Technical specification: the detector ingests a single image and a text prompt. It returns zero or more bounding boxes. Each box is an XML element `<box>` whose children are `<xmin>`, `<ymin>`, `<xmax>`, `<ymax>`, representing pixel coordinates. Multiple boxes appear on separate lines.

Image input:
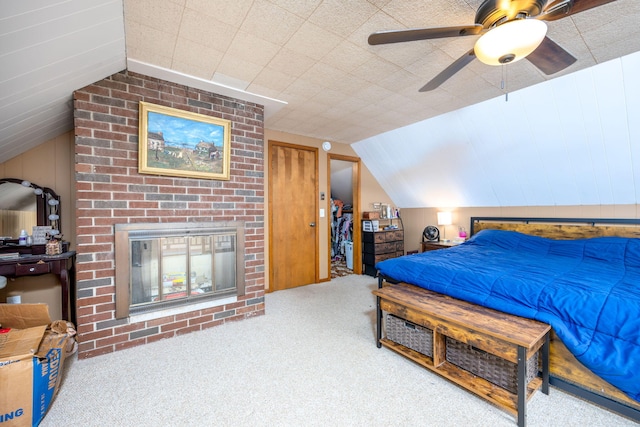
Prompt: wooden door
<box><xmin>268</xmin><ymin>141</ymin><xmax>318</xmax><ymax>291</ymax></box>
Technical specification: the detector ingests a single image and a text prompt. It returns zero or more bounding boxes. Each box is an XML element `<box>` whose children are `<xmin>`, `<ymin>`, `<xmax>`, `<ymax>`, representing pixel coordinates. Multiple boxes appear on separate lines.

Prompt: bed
<box><xmin>376</xmin><ymin>217</ymin><xmax>640</xmax><ymax>421</ymax></box>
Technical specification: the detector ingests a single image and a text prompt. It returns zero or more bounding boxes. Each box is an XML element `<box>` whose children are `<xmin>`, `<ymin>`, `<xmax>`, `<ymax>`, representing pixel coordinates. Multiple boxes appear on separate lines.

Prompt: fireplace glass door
<box><xmin>130</xmin><ymin>233</ymin><xmax>236</xmax><ymax>307</ymax></box>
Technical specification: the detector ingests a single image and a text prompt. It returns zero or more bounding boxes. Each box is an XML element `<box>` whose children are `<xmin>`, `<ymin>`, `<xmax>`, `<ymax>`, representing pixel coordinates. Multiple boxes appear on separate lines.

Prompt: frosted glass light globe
<box><xmin>475</xmin><ymin>19</ymin><xmax>547</xmax><ymax>66</ymax></box>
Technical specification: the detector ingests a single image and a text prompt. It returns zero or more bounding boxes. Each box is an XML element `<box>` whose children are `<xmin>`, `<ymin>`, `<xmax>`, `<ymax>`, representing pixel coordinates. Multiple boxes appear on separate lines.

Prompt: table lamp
<box><xmin>437</xmin><ymin>211</ymin><xmax>452</xmax><ymax>242</ymax></box>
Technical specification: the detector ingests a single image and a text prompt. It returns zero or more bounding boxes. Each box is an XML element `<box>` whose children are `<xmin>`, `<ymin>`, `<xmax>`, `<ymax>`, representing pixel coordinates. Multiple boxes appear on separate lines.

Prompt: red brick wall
<box><xmin>73</xmin><ymin>70</ymin><xmax>265</xmax><ymax>359</ymax></box>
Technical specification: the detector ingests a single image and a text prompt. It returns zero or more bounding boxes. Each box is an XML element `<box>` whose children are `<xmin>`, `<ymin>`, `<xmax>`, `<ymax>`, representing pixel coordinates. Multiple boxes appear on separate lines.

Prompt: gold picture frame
<box><xmin>138</xmin><ymin>102</ymin><xmax>231</xmax><ymax>180</ymax></box>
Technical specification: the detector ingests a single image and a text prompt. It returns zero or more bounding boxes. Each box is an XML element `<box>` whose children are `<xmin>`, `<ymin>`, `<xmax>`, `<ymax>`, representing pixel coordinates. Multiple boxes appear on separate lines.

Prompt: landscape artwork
<box><xmin>138</xmin><ymin>102</ymin><xmax>231</xmax><ymax>180</ymax></box>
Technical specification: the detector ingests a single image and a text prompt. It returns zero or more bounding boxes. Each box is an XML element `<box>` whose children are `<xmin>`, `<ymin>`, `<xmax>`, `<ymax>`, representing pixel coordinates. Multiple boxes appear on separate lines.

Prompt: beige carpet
<box><xmin>42</xmin><ymin>275</ymin><xmax>637</xmax><ymax>427</ymax></box>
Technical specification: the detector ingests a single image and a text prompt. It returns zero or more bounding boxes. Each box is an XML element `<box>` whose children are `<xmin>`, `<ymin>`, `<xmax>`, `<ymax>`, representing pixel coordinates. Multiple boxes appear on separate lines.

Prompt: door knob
<box><xmin>310</xmin><ymin>222</ymin><xmax>316</xmax><ymax>227</ymax></box>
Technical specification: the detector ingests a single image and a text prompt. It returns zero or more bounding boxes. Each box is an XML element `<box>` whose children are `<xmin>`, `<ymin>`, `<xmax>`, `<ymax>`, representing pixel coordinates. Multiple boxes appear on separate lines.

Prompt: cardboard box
<box><xmin>0</xmin><ymin>304</ymin><xmax>76</xmax><ymax>427</ymax></box>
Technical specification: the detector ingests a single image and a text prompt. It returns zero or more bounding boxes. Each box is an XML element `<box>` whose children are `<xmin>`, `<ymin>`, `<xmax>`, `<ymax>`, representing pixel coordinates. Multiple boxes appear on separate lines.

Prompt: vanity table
<box><xmin>1</xmin><ymin>177</ymin><xmax>75</xmax><ymax>323</ymax></box>
<box><xmin>0</xmin><ymin>248</ymin><xmax>76</xmax><ymax>324</ymax></box>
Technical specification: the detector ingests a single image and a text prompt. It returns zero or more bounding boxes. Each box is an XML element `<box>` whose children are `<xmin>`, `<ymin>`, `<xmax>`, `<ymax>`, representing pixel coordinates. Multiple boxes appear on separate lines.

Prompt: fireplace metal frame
<box><xmin>114</xmin><ymin>221</ymin><xmax>245</xmax><ymax>319</ymax></box>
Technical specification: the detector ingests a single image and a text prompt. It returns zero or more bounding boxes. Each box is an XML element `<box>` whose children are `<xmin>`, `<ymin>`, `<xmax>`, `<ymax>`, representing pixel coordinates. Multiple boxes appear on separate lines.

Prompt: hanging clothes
<box><xmin>333</xmin><ymin>214</ymin><xmax>352</xmax><ymax>259</ymax></box>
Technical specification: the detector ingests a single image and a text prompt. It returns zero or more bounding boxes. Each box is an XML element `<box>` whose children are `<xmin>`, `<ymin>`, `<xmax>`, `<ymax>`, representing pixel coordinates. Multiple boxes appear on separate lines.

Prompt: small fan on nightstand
<box><xmin>422</xmin><ymin>226</ymin><xmax>440</xmax><ymax>242</ymax></box>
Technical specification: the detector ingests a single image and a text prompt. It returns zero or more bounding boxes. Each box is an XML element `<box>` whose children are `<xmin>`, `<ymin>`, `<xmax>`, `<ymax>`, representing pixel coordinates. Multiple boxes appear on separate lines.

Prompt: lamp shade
<box><xmin>474</xmin><ymin>19</ymin><xmax>547</xmax><ymax>66</ymax></box>
<box><xmin>437</xmin><ymin>211</ymin><xmax>452</xmax><ymax>226</ymax></box>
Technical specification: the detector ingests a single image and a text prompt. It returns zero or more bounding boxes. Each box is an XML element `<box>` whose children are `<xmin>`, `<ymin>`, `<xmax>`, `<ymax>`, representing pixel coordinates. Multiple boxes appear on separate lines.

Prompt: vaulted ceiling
<box><xmin>2</xmin><ymin>0</ymin><xmax>639</xmax><ymax>172</ymax></box>
<box><xmin>353</xmin><ymin>51</ymin><xmax>640</xmax><ymax>208</ymax></box>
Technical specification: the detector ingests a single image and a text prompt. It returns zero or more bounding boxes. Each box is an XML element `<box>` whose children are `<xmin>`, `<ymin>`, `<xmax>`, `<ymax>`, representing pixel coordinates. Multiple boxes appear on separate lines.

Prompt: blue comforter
<box><xmin>376</xmin><ymin>229</ymin><xmax>640</xmax><ymax>401</ymax></box>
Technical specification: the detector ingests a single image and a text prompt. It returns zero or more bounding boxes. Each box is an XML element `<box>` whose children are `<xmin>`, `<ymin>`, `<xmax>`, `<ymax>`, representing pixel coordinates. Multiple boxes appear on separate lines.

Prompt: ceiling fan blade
<box><xmin>569</xmin><ymin>0</ymin><xmax>617</xmax><ymax>15</ymax></box>
<box><xmin>526</xmin><ymin>37</ymin><xmax>577</xmax><ymax>74</ymax></box>
<box><xmin>419</xmin><ymin>49</ymin><xmax>476</xmax><ymax>92</ymax></box>
<box><xmin>541</xmin><ymin>0</ymin><xmax>617</xmax><ymax>21</ymax></box>
<box><xmin>368</xmin><ymin>24</ymin><xmax>483</xmax><ymax>45</ymax></box>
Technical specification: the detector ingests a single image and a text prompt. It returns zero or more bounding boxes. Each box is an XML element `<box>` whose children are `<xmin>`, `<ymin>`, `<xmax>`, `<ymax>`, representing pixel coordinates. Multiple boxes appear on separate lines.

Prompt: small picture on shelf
<box><xmin>32</xmin><ymin>226</ymin><xmax>52</xmax><ymax>245</ymax></box>
<box><xmin>379</xmin><ymin>204</ymin><xmax>390</xmax><ymax>219</ymax></box>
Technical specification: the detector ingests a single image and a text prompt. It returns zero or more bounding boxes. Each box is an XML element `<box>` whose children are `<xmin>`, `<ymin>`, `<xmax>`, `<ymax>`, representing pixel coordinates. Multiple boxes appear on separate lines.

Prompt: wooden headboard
<box><xmin>470</xmin><ymin>217</ymin><xmax>640</xmax><ymax>240</ymax></box>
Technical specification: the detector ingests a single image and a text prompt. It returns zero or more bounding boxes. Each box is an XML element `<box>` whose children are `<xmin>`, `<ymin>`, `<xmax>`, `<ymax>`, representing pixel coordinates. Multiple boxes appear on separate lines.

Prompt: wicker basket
<box><xmin>446</xmin><ymin>337</ymin><xmax>538</xmax><ymax>394</ymax></box>
<box><xmin>385</xmin><ymin>314</ymin><xmax>433</xmax><ymax>357</ymax></box>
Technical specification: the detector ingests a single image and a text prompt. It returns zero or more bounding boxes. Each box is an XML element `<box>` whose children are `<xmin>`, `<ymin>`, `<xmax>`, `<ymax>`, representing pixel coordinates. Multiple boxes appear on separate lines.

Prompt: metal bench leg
<box><xmin>517</xmin><ymin>345</ymin><xmax>526</xmax><ymax>427</ymax></box>
<box><xmin>542</xmin><ymin>332</ymin><xmax>550</xmax><ymax>394</ymax></box>
<box><xmin>376</xmin><ymin>295</ymin><xmax>382</xmax><ymax>348</ymax></box>
<box><xmin>376</xmin><ymin>276</ymin><xmax>383</xmax><ymax>348</ymax></box>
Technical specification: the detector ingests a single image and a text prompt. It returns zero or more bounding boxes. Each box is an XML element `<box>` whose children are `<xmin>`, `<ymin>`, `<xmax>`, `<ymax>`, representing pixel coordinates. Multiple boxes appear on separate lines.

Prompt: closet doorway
<box><xmin>328</xmin><ymin>154</ymin><xmax>361</xmax><ymax>278</ymax></box>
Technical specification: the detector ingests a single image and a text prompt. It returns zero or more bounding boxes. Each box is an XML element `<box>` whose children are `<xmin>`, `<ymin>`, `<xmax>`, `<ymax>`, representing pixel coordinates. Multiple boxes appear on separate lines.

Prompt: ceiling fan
<box><xmin>368</xmin><ymin>0</ymin><xmax>617</xmax><ymax>92</ymax></box>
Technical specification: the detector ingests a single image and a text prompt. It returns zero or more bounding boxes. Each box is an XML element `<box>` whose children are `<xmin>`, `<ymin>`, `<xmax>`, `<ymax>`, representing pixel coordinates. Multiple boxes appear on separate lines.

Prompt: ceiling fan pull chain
<box><xmin>501</xmin><ymin>64</ymin><xmax>509</xmax><ymax>102</ymax></box>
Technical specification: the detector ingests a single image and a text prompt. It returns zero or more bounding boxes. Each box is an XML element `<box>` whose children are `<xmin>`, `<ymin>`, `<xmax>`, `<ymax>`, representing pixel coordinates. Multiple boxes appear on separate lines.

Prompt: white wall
<box><xmin>353</xmin><ymin>50</ymin><xmax>640</xmax><ymax>209</ymax></box>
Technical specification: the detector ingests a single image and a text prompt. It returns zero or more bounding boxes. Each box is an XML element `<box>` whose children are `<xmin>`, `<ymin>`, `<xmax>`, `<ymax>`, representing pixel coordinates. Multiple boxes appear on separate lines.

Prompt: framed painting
<box><xmin>138</xmin><ymin>102</ymin><xmax>231</xmax><ymax>180</ymax></box>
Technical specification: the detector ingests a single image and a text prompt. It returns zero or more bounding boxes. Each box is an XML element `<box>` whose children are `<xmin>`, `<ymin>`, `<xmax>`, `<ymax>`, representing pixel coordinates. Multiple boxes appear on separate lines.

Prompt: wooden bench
<box><xmin>373</xmin><ymin>281</ymin><xmax>551</xmax><ymax>427</ymax></box>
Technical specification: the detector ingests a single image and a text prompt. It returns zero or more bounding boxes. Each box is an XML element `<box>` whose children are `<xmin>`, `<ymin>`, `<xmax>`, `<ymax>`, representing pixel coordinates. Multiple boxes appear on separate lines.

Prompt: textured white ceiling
<box><xmin>352</xmin><ymin>51</ymin><xmax>640</xmax><ymax>208</ymax></box>
<box><xmin>121</xmin><ymin>0</ymin><xmax>640</xmax><ymax>145</ymax></box>
<box><xmin>2</xmin><ymin>0</ymin><xmax>640</xmax><ymax>166</ymax></box>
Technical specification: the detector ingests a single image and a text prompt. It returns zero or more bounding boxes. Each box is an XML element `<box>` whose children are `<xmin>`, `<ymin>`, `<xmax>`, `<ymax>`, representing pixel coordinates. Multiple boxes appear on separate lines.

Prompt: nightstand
<box><xmin>421</xmin><ymin>240</ymin><xmax>460</xmax><ymax>252</ymax></box>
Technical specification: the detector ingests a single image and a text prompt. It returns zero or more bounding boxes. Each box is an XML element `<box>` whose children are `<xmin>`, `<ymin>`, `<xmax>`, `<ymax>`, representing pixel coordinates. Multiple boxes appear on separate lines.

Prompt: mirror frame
<box><xmin>0</xmin><ymin>177</ymin><xmax>62</xmax><ymax>241</ymax></box>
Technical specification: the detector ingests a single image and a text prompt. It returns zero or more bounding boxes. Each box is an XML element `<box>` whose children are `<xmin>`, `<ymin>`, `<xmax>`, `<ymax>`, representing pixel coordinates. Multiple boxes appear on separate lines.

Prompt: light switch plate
<box><xmin>7</xmin><ymin>295</ymin><xmax>21</xmax><ymax>304</ymax></box>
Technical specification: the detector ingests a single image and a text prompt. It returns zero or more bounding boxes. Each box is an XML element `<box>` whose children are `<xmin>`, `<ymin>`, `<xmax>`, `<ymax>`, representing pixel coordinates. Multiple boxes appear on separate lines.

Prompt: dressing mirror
<box><xmin>0</xmin><ymin>178</ymin><xmax>61</xmax><ymax>243</ymax></box>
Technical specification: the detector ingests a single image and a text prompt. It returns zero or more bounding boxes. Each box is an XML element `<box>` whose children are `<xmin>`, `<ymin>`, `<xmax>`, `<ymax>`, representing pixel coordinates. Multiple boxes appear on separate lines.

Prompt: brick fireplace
<box><xmin>73</xmin><ymin>70</ymin><xmax>265</xmax><ymax>359</ymax></box>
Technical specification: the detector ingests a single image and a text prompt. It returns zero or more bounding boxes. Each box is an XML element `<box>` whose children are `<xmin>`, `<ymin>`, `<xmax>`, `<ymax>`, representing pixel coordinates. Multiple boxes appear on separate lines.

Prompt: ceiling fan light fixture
<box><xmin>474</xmin><ymin>19</ymin><xmax>547</xmax><ymax>66</ymax></box>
